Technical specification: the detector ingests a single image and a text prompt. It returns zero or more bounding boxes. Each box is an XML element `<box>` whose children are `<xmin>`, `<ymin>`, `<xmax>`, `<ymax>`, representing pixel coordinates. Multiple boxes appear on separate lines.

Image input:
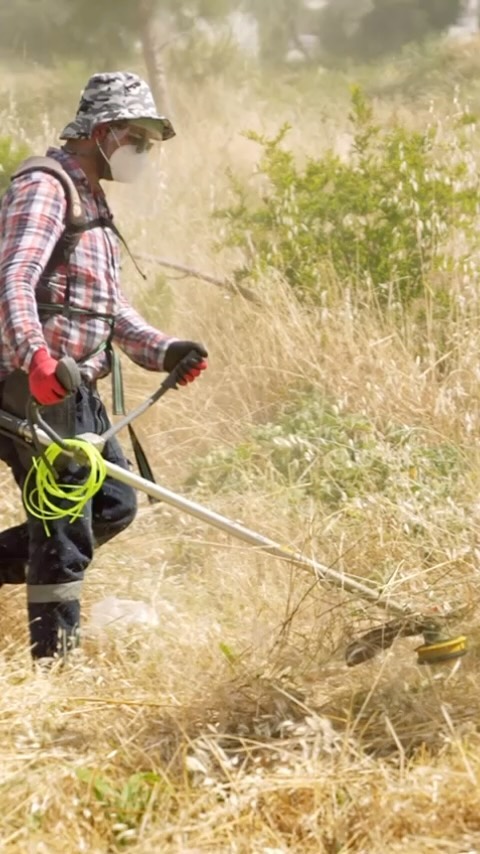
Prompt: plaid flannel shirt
<box><xmin>0</xmin><ymin>146</ymin><xmax>173</xmax><ymax>382</ymax></box>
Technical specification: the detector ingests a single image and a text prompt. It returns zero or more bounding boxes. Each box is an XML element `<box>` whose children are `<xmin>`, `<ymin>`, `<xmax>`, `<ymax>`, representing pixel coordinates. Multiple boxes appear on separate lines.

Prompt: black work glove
<box><xmin>164</xmin><ymin>340</ymin><xmax>208</xmax><ymax>386</ymax></box>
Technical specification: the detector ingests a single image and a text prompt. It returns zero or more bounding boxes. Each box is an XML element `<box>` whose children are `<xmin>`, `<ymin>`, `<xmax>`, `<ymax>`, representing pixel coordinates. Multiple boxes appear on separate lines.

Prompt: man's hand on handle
<box><xmin>28</xmin><ymin>340</ymin><xmax>208</xmax><ymax>406</ymax></box>
<box><xmin>28</xmin><ymin>348</ymin><xmax>69</xmax><ymax>405</ymax></box>
<box><xmin>164</xmin><ymin>340</ymin><xmax>208</xmax><ymax>386</ymax></box>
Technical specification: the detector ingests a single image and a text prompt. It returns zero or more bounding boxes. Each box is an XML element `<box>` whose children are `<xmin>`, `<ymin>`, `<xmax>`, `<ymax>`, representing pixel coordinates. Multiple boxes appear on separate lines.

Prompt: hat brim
<box><xmin>128</xmin><ymin>116</ymin><xmax>176</xmax><ymax>141</ymax></box>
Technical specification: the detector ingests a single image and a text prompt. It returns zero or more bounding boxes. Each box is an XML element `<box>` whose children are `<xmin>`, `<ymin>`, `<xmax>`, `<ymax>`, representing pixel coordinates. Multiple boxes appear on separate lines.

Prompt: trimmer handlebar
<box><xmin>101</xmin><ymin>349</ymin><xmax>200</xmax><ymax>443</ymax></box>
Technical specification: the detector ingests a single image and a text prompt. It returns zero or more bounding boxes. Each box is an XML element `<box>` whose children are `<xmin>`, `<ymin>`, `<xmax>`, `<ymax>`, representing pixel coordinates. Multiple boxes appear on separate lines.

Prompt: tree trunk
<box><xmin>138</xmin><ymin>0</ymin><xmax>173</xmax><ymax>117</ymax></box>
<box><xmin>454</xmin><ymin>0</ymin><xmax>479</xmax><ymax>33</ymax></box>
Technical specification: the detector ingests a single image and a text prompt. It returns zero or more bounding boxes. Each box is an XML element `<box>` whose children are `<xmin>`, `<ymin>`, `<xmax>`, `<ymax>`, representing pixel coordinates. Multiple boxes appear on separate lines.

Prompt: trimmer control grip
<box><xmin>55</xmin><ymin>357</ymin><xmax>82</xmax><ymax>393</ymax></box>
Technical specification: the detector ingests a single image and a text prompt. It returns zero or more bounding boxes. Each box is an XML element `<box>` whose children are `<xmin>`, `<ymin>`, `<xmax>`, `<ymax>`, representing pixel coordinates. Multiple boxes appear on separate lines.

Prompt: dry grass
<box><xmin>2</xmin><ymin>55</ymin><xmax>480</xmax><ymax>853</ymax></box>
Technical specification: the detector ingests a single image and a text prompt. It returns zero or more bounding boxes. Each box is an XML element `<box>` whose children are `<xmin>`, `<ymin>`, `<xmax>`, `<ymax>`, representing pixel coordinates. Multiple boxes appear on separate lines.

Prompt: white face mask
<box><xmin>98</xmin><ymin>128</ymin><xmax>150</xmax><ymax>183</ymax></box>
<box><xmin>108</xmin><ymin>144</ymin><xmax>150</xmax><ymax>183</ymax></box>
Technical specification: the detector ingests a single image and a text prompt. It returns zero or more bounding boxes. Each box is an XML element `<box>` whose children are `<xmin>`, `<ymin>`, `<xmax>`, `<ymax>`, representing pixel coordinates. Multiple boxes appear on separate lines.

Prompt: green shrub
<box><xmin>0</xmin><ymin>135</ymin><xmax>30</xmax><ymax>194</ymax></box>
<box><xmin>186</xmin><ymin>390</ymin><xmax>464</xmax><ymax>513</ymax></box>
<box><xmin>216</xmin><ymin>87</ymin><xmax>479</xmax><ymax>310</ymax></box>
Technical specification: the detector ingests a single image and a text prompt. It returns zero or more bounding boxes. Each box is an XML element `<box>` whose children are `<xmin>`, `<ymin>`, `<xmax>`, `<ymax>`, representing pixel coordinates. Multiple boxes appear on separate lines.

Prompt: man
<box><xmin>0</xmin><ymin>71</ymin><xmax>208</xmax><ymax>661</ymax></box>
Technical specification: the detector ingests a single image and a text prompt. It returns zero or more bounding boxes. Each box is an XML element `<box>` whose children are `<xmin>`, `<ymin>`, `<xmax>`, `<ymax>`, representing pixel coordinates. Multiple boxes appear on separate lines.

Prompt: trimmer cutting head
<box><xmin>345</xmin><ymin>616</ymin><xmax>467</xmax><ymax>667</ymax></box>
<box><xmin>415</xmin><ymin>633</ymin><xmax>467</xmax><ymax>665</ymax></box>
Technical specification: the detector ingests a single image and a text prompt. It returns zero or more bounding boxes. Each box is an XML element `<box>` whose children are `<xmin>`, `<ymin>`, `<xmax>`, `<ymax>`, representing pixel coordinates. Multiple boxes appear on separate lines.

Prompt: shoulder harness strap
<box><xmin>12</xmin><ymin>156</ymin><xmax>86</xmax><ymax>229</ymax></box>
<box><xmin>12</xmin><ymin>156</ymin><xmax>88</xmax><ymax>277</ymax></box>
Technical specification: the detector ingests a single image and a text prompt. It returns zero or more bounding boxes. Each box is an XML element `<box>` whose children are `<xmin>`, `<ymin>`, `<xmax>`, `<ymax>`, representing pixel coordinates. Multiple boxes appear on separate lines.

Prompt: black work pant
<box><xmin>0</xmin><ymin>383</ymin><xmax>137</xmax><ymax>659</ymax></box>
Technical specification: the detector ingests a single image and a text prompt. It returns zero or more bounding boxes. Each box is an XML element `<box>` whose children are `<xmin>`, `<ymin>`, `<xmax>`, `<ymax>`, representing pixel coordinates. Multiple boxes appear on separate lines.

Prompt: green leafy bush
<box><xmin>0</xmin><ymin>135</ymin><xmax>30</xmax><ymax>194</ymax></box>
<box><xmin>186</xmin><ymin>390</ymin><xmax>464</xmax><ymax>512</ymax></box>
<box><xmin>216</xmin><ymin>88</ymin><xmax>479</xmax><ymax>309</ymax></box>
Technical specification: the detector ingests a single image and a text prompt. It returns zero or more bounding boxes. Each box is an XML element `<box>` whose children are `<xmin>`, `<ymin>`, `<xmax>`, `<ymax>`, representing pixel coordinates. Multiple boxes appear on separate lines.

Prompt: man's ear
<box><xmin>92</xmin><ymin>124</ymin><xmax>109</xmax><ymax>143</ymax></box>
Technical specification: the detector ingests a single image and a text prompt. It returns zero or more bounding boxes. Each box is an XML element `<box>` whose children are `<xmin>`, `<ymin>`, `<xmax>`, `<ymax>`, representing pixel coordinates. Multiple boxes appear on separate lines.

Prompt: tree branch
<box><xmin>134</xmin><ymin>253</ymin><xmax>262</xmax><ymax>305</ymax></box>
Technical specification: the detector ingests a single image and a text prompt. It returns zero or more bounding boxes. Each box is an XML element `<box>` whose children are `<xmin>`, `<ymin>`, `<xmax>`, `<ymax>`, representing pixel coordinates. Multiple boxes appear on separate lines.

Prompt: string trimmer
<box><xmin>0</xmin><ymin>356</ymin><xmax>468</xmax><ymax>668</ymax></box>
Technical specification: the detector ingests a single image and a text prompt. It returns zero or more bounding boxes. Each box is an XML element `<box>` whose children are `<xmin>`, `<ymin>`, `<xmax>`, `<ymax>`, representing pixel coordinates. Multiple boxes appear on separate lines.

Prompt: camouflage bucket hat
<box><xmin>59</xmin><ymin>71</ymin><xmax>175</xmax><ymax>142</ymax></box>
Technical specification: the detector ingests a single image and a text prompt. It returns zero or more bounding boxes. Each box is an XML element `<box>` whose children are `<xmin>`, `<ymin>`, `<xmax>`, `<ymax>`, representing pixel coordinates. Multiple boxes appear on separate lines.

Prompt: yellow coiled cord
<box><xmin>23</xmin><ymin>439</ymin><xmax>107</xmax><ymax>534</ymax></box>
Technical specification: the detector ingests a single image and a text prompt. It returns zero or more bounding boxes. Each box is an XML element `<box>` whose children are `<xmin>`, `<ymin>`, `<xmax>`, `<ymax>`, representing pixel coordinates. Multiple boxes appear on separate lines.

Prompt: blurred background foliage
<box><xmin>0</xmin><ymin>1</ymin><xmax>474</xmax><ymax>137</ymax></box>
<box><xmin>0</xmin><ymin>0</ymin><xmax>470</xmax><ymax>72</ymax></box>
<box><xmin>0</xmin><ymin>0</ymin><xmax>232</xmax><ymax>65</ymax></box>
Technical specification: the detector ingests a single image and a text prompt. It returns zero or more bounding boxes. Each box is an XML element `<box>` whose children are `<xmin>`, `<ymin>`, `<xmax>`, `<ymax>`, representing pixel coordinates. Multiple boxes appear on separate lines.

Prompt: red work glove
<box><xmin>28</xmin><ymin>348</ymin><xmax>69</xmax><ymax>405</ymax></box>
<box><xmin>164</xmin><ymin>340</ymin><xmax>208</xmax><ymax>386</ymax></box>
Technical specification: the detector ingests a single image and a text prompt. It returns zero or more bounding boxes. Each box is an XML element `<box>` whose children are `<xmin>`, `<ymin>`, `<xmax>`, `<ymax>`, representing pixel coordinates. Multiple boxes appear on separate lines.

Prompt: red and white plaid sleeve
<box><xmin>113</xmin><ymin>292</ymin><xmax>175</xmax><ymax>371</ymax></box>
<box><xmin>0</xmin><ymin>172</ymin><xmax>66</xmax><ymax>370</ymax></box>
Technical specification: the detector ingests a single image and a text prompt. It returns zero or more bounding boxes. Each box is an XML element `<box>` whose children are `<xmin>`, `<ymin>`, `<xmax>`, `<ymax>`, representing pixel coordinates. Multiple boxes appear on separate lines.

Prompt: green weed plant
<box><xmin>76</xmin><ymin>768</ymin><xmax>164</xmax><ymax>846</ymax></box>
<box><xmin>186</xmin><ymin>389</ymin><xmax>464</xmax><ymax>516</ymax></box>
<box><xmin>0</xmin><ymin>135</ymin><xmax>30</xmax><ymax>194</ymax></box>
<box><xmin>217</xmin><ymin>87</ymin><xmax>479</xmax><ymax>311</ymax></box>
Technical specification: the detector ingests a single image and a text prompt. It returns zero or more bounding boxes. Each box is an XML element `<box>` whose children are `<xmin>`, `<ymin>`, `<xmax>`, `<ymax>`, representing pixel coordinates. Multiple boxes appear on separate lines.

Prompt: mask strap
<box><xmin>96</xmin><ymin>136</ymin><xmax>110</xmax><ymax>169</ymax></box>
<box><xmin>109</xmin><ymin>127</ymin><xmax>122</xmax><ymax>147</ymax></box>
<box><xmin>95</xmin><ymin>126</ymin><xmax>122</xmax><ymax>168</ymax></box>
